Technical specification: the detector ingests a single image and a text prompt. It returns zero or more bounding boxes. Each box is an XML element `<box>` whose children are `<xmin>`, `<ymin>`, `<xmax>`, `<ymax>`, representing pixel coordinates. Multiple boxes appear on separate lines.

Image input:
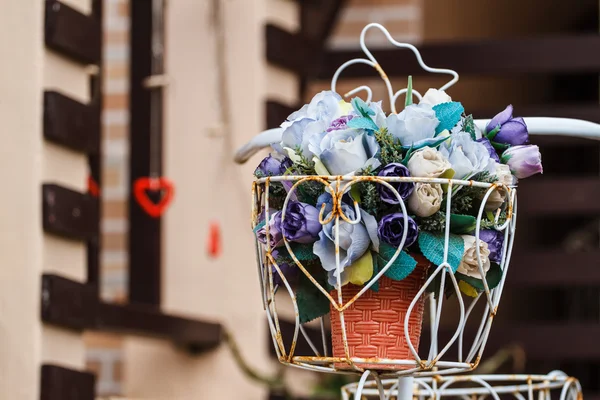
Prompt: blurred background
<box><xmin>0</xmin><ymin>0</ymin><xmax>598</xmax><ymax>399</ymax></box>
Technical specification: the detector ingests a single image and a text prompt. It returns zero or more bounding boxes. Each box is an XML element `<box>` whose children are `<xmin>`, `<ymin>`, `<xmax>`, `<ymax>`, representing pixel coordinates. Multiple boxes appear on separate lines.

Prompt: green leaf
<box><xmin>377</xmin><ymin>243</ymin><xmax>418</xmax><ymax>281</ymax></box>
<box><xmin>347</xmin><ymin>117</ymin><xmax>379</xmax><ymax>131</ymax></box>
<box><xmin>462</xmin><ymin>114</ymin><xmax>477</xmax><ymax>140</ymax></box>
<box><xmin>351</xmin><ymin>97</ymin><xmax>375</xmax><ymax>118</ymax></box>
<box><xmin>289</xmin><ymin>242</ymin><xmax>319</xmax><ymax>262</ymax></box>
<box><xmin>346</xmin><ymin>251</ymin><xmax>374</xmax><ymax>285</ymax></box>
<box><xmin>456</xmin><ymin>262</ymin><xmax>502</xmax><ymax>292</ymax></box>
<box><xmin>486</xmin><ymin>125</ymin><xmax>501</xmax><ymax>140</ymax></box>
<box><xmin>418</xmin><ymin>231</ymin><xmax>464</xmax><ymax>273</ymax></box>
<box><xmin>297</xmin><ymin>268</ymin><xmax>331</xmax><ymax>324</ymax></box>
<box><xmin>459</xmin><ymin>281</ymin><xmax>479</xmax><ymax>297</ymax></box>
<box><xmin>405</xmin><ymin>76</ymin><xmax>413</xmax><ymax>107</ymax></box>
<box><xmin>369</xmin><ymin>252</ymin><xmax>379</xmax><ymax>292</ymax></box>
<box><xmin>450</xmin><ymin>214</ymin><xmax>477</xmax><ymax>234</ymax></box>
<box><xmin>492</xmin><ymin>141</ymin><xmax>510</xmax><ymax>152</ymax></box>
<box><xmin>433</xmin><ymin>102</ymin><xmax>464</xmax><ymax>135</ymax></box>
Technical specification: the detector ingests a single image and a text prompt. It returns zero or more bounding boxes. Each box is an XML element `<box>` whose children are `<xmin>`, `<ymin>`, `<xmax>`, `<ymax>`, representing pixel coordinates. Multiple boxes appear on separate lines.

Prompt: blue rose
<box><xmin>311</xmin><ymin>128</ymin><xmax>380</xmax><ymax>176</ymax></box>
<box><xmin>386</xmin><ymin>104</ymin><xmax>440</xmax><ymax>147</ymax></box>
<box><xmin>440</xmin><ymin>132</ymin><xmax>495</xmax><ymax>179</ymax></box>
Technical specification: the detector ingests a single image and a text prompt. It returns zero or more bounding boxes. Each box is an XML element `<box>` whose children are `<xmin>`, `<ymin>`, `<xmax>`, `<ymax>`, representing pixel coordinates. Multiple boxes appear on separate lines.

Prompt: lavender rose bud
<box><xmin>282</xmin><ymin>201</ymin><xmax>322</xmax><ymax>243</ymax></box>
<box><xmin>478</xmin><ymin>230</ymin><xmax>504</xmax><ymax>264</ymax></box>
<box><xmin>327</xmin><ymin>115</ymin><xmax>354</xmax><ymax>132</ymax></box>
<box><xmin>477</xmin><ymin>138</ymin><xmax>500</xmax><ymax>162</ymax></box>
<box><xmin>256</xmin><ymin>211</ymin><xmax>284</xmax><ymax>248</ymax></box>
<box><xmin>501</xmin><ymin>145</ymin><xmax>543</xmax><ymax>179</ymax></box>
<box><xmin>377</xmin><ymin>213</ymin><xmax>418</xmax><ymax>248</ymax></box>
<box><xmin>486</xmin><ymin>105</ymin><xmax>529</xmax><ymax>146</ymax></box>
<box><xmin>256</xmin><ymin>154</ymin><xmax>293</xmax><ymax>176</ymax></box>
<box><xmin>377</xmin><ymin>163</ymin><xmax>415</xmax><ymax>204</ymax></box>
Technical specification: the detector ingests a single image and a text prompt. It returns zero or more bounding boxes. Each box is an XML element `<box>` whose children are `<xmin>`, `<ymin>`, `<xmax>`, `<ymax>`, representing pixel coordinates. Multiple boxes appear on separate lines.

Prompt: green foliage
<box><xmin>462</xmin><ymin>114</ymin><xmax>477</xmax><ymax>140</ymax></box>
<box><xmin>451</xmin><ymin>171</ymin><xmax>498</xmax><ymax>214</ymax></box>
<box><xmin>288</xmin><ymin>146</ymin><xmax>316</xmax><ymax>176</ymax></box>
<box><xmin>356</xmin><ymin>166</ymin><xmax>381</xmax><ymax>216</ymax></box>
<box><xmin>377</xmin><ymin>243</ymin><xmax>418</xmax><ymax>281</ymax></box>
<box><xmin>352</xmin><ymin>97</ymin><xmax>376</xmax><ymax>118</ymax></box>
<box><xmin>297</xmin><ymin>266</ymin><xmax>331</xmax><ymax>324</ymax></box>
<box><xmin>418</xmin><ymin>231</ymin><xmax>464</xmax><ymax>273</ymax></box>
<box><xmin>417</xmin><ymin>211</ymin><xmax>447</xmax><ymax>233</ymax></box>
<box><xmin>288</xmin><ymin>243</ymin><xmax>319</xmax><ymax>262</ymax></box>
<box><xmin>450</xmin><ymin>214</ymin><xmax>477</xmax><ymax>234</ymax></box>
<box><xmin>480</xmin><ymin>211</ymin><xmax>508</xmax><ymax>230</ymax></box>
<box><xmin>295</xmin><ymin>180</ymin><xmax>324</xmax><ymax>206</ymax></box>
<box><xmin>268</xmin><ymin>182</ymin><xmax>287</xmax><ymax>210</ymax></box>
<box><xmin>375</xmin><ymin>128</ymin><xmax>405</xmax><ymax>165</ymax></box>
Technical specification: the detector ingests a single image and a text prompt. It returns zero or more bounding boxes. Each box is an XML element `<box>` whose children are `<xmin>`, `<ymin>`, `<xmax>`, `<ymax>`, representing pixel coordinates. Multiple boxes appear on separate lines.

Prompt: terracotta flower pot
<box><xmin>329</xmin><ymin>256</ymin><xmax>430</xmax><ymax>370</ymax></box>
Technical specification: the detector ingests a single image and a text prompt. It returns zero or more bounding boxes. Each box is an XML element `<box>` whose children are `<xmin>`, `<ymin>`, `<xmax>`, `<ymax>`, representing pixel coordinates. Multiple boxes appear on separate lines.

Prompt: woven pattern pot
<box><xmin>330</xmin><ymin>257</ymin><xmax>430</xmax><ymax>370</ymax></box>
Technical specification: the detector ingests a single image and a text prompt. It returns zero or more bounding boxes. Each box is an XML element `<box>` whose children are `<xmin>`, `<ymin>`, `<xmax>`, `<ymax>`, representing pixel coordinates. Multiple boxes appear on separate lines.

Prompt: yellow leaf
<box><xmin>347</xmin><ymin>251</ymin><xmax>374</xmax><ymax>285</ymax></box>
<box><xmin>313</xmin><ymin>157</ymin><xmax>331</xmax><ymax>176</ymax></box>
<box><xmin>459</xmin><ymin>281</ymin><xmax>479</xmax><ymax>298</ymax></box>
<box><xmin>339</xmin><ymin>100</ymin><xmax>353</xmax><ymax>114</ymax></box>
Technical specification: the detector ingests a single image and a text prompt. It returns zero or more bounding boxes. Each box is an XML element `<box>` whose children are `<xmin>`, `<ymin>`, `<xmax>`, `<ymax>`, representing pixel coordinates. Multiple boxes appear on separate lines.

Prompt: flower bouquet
<box><xmin>252</xmin><ymin>86</ymin><xmax>542</xmax><ymax>372</ymax></box>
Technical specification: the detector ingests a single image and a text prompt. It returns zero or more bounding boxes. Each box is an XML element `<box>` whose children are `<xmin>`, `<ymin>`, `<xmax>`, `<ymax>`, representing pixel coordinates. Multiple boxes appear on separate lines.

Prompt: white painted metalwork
<box><xmin>238</xmin><ymin>22</ymin><xmax>600</xmax><ymax>379</ymax></box>
<box><xmin>252</xmin><ymin>174</ymin><xmax>517</xmax><ymax>375</ymax></box>
<box><xmin>341</xmin><ymin>371</ymin><xmax>582</xmax><ymax>400</ymax></box>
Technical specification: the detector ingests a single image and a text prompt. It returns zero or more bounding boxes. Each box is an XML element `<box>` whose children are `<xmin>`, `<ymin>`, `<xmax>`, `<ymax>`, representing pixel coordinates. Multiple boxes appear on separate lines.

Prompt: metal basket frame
<box><xmin>253</xmin><ymin>175</ymin><xmax>517</xmax><ymax>376</ymax></box>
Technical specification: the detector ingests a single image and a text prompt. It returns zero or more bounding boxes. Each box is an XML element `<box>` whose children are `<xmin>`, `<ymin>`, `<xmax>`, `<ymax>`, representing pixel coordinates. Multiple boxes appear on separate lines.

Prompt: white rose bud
<box><xmin>419</xmin><ymin>88</ymin><xmax>452</xmax><ymax>106</ymax></box>
<box><xmin>407</xmin><ymin>147</ymin><xmax>452</xmax><ymax>178</ymax></box>
<box><xmin>482</xmin><ymin>163</ymin><xmax>514</xmax><ymax>211</ymax></box>
<box><xmin>408</xmin><ymin>183</ymin><xmax>443</xmax><ymax>217</ymax></box>
<box><xmin>458</xmin><ymin>235</ymin><xmax>491</xmax><ymax>279</ymax></box>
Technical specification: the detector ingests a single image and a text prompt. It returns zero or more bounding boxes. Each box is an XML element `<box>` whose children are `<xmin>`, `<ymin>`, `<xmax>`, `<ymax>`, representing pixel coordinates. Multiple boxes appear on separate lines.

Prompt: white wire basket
<box><xmin>340</xmin><ymin>371</ymin><xmax>582</xmax><ymax>400</ymax></box>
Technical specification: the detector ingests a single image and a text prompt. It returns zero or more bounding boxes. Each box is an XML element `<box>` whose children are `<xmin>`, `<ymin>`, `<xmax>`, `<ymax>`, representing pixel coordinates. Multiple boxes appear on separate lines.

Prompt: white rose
<box><xmin>458</xmin><ymin>235</ymin><xmax>491</xmax><ymax>279</ymax></box>
<box><xmin>419</xmin><ymin>88</ymin><xmax>452</xmax><ymax>106</ymax></box>
<box><xmin>482</xmin><ymin>163</ymin><xmax>514</xmax><ymax>211</ymax></box>
<box><xmin>440</xmin><ymin>132</ymin><xmax>495</xmax><ymax>180</ymax></box>
<box><xmin>408</xmin><ymin>183</ymin><xmax>443</xmax><ymax>217</ymax></box>
<box><xmin>407</xmin><ymin>147</ymin><xmax>452</xmax><ymax>178</ymax></box>
<box><xmin>386</xmin><ymin>104</ymin><xmax>440</xmax><ymax>147</ymax></box>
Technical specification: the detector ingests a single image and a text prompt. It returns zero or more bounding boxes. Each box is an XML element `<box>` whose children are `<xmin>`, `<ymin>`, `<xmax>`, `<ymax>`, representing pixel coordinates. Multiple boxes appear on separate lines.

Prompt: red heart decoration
<box><xmin>133</xmin><ymin>177</ymin><xmax>175</xmax><ymax>218</ymax></box>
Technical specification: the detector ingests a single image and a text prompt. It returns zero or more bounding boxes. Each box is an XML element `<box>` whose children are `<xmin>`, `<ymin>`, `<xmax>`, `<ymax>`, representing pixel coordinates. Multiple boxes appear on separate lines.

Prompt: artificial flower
<box><xmin>313</xmin><ymin>203</ymin><xmax>379</xmax><ymax>286</ymax></box>
<box><xmin>281</xmin><ymin>201</ymin><xmax>322</xmax><ymax>243</ymax></box>
<box><xmin>458</xmin><ymin>235</ymin><xmax>491</xmax><ymax>279</ymax></box>
<box><xmin>386</xmin><ymin>104</ymin><xmax>440</xmax><ymax>147</ymax></box>
<box><xmin>271</xmin><ymin>249</ymin><xmax>299</xmax><ymax>287</ymax></box>
<box><xmin>486</xmin><ymin>105</ymin><xmax>529</xmax><ymax>146</ymax></box>
<box><xmin>419</xmin><ymin>88</ymin><xmax>452</xmax><ymax>106</ymax></box>
<box><xmin>377</xmin><ymin>163</ymin><xmax>415</xmax><ymax>204</ymax></box>
<box><xmin>482</xmin><ymin>162</ymin><xmax>514</xmax><ymax>211</ymax></box>
<box><xmin>311</xmin><ymin>128</ymin><xmax>380</xmax><ymax>176</ymax></box>
<box><xmin>327</xmin><ymin>115</ymin><xmax>354</xmax><ymax>132</ymax></box>
<box><xmin>440</xmin><ymin>132</ymin><xmax>495</xmax><ymax>179</ymax></box>
<box><xmin>478</xmin><ymin>230</ymin><xmax>504</xmax><ymax>264</ymax></box>
<box><xmin>256</xmin><ymin>211</ymin><xmax>283</xmax><ymax>249</ymax></box>
<box><xmin>408</xmin><ymin>183</ymin><xmax>443</xmax><ymax>217</ymax></box>
<box><xmin>279</xmin><ymin>91</ymin><xmax>348</xmax><ymax>158</ymax></box>
<box><xmin>377</xmin><ymin>213</ymin><xmax>418</xmax><ymax>248</ymax></box>
<box><xmin>256</xmin><ymin>153</ymin><xmax>293</xmax><ymax>176</ymax></box>
<box><xmin>476</xmin><ymin>138</ymin><xmax>500</xmax><ymax>163</ymax></box>
<box><xmin>407</xmin><ymin>147</ymin><xmax>452</xmax><ymax>178</ymax></box>
<box><xmin>501</xmin><ymin>145</ymin><xmax>543</xmax><ymax>179</ymax></box>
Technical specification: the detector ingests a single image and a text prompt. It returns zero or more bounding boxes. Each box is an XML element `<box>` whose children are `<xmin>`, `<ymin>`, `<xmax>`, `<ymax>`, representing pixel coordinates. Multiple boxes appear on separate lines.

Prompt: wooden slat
<box><xmin>41</xmin><ymin>274</ymin><xmax>96</xmax><ymax>331</ymax></box>
<box><xmin>44</xmin><ymin>0</ymin><xmax>101</xmax><ymax>65</ymax></box>
<box><xmin>517</xmin><ymin>178</ymin><xmax>600</xmax><ymax>215</ymax></box>
<box><xmin>42</xmin><ymin>184</ymin><xmax>99</xmax><ymax>241</ymax></box>
<box><xmin>473</xmin><ymin>103</ymin><xmax>600</xmax><ymax>124</ymax></box>
<box><xmin>43</xmin><ymin>91</ymin><xmax>100</xmax><ymax>155</ymax></box>
<box><xmin>265</xmin><ymin>24</ymin><xmax>320</xmax><ymax>76</ymax></box>
<box><xmin>41</xmin><ymin>274</ymin><xmax>223</xmax><ymax>352</ymax></box>
<box><xmin>509</xmin><ymin>251</ymin><xmax>600</xmax><ymax>286</ymax></box>
<box><xmin>318</xmin><ymin>35</ymin><xmax>600</xmax><ymax>79</ymax></box>
<box><xmin>40</xmin><ymin>364</ymin><xmax>95</xmax><ymax>400</ymax></box>
<box><xmin>129</xmin><ymin>0</ymin><xmax>162</xmax><ymax>307</ymax></box>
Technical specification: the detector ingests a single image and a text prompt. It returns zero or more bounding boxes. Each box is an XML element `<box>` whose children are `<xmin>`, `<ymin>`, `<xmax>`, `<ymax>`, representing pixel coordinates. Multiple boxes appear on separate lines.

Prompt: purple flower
<box><xmin>271</xmin><ymin>249</ymin><xmax>299</xmax><ymax>287</ymax></box>
<box><xmin>377</xmin><ymin>213</ymin><xmax>418</xmax><ymax>248</ymax></box>
<box><xmin>282</xmin><ymin>201</ymin><xmax>322</xmax><ymax>243</ymax></box>
<box><xmin>477</xmin><ymin>138</ymin><xmax>500</xmax><ymax>162</ymax></box>
<box><xmin>327</xmin><ymin>115</ymin><xmax>354</xmax><ymax>132</ymax></box>
<box><xmin>486</xmin><ymin>105</ymin><xmax>529</xmax><ymax>146</ymax></box>
<box><xmin>478</xmin><ymin>230</ymin><xmax>504</xmax><ymax>264</ymax></box>
<box><xmin>256</xmin><ymin>211</ymin><xmax>284</xmax><ymax>248</ymax></box>
<box><xmin>377</xmin><ymin>163</ymin><xmax>415</xmax><ymax>204</ymax></box>
<box><xmin>501</xmin><ymin>145</ymin><xmax>543</xmax><ymax>179</ymax></box>
<box><xmin>256</xmin><ymin>154</ymin><xmax>293</xmax><ymax>176</ymax></box>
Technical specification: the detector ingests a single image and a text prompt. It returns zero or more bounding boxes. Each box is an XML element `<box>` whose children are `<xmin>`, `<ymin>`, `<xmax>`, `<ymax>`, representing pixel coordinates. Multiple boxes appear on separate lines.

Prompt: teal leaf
<box><xmin>352</xmin><ymin>97</ymin><xmax>375</xmax><ymax>118</ymax></box>
<box><xmin>418</xmin><ymin>231</ymin><xmax>464</xmax><ymax>273</ymax></box>
<box><xmin>456</xmin><ymin>262</ymin><xmax>502</xmax><ymax>292</ymax></box>
<box><xmin>450</xmin><ymin>214</ymin><xmax>477</xmax><ymax>234</ymax></box>
<box><xmin>401</xmin><ymin>135</ymin><xmax>450</xmax><ymax>150</ymax></box>
<box><xmin>376</xmin><ymin>243</ymin><xmax>418</xmax><ymax>281</ymax></box>
<box><xmin>289</xmin><ymin>242</ymin><xmax>319</xmax><ymax>262</ymax></box>
<box><xmin>297</xmin><ymin>268</ymin><xmax>331</xmax><ymax>323</ymax></box>
<box><xmin>347</xmin><ymin>117</ymin><xmax>379</xmax><ymax>131</ymax></box>
<box><xmin>252</xmin><ymin>220</ymin><xmax>266</xmax><ymax>234</ymax></box>
<box><xmin>369</xmin><ymin>252</ymin><xmax>379</xmax><ymax>292</ymax></box>
<box><xmin>405</xmin><ymin>76</ymin><xmax>413</xmax><ymax>107</ymax></box>
<box><xmin>433</xmin><ymin>102</ymin><xmax>464</xmax><ymax>135</ymax></box>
